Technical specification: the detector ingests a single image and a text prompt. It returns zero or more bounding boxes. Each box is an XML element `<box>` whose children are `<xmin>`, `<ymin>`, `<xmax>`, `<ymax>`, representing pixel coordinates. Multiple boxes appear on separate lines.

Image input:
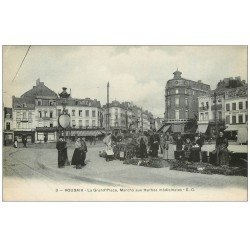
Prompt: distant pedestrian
<box><xmin>216</xmin><ymin>131</ymin><xmax>229</xmax><ymax>166</ymax></box>
<box><xmin>13</xmin><ymin>137</ymin><xmax>18</xmax><ymax>148</ymax></box>
<box><xmin>103</xmin><ymin>132</ymin><xmax>114</xmax><ymax>161</ymax></box>
<box><xmin>149</xmin><ymin>130</ymin><xmax>160</xmax><ymax>157</ymax></box>
<box><xmin>162</xmin><ymin>132</ymin><xmax>173</xmax><ymax>160</ymax></box>
<box><xmin>176</xmin><ymin>134</ymin><xmax>183</xmax><ymax>151</ymax></box>
<box><xmin>184</xmin><ymin>137</ymin><xmax>193</xmax><ymax>160</ymax></box>
<box><xmin>137</xmin><ymin>134</ymin><xmax>148</xmax><ymax>159</ymax></box>
<box><xmin>22</xmin><ymin>136</ymin><xmax>27</xmax><ymax>148</ymax></box>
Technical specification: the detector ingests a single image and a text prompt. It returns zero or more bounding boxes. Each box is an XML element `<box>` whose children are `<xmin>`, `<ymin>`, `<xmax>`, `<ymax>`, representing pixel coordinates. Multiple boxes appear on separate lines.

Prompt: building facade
<box><xmin>3</xmin><ymin>107</ymin><xmax>14</xmax><ymax>145</ymax></box>
<box><xmin>197</xmin><ymin>78</ymin><xmax>248</xmax><ymax>140</ymax></box>
<box><xmin>103</xmin><ymin>101</ymin><xmax>154</xmax><ymax>132</ymax></box>
<box><xmin>165</xmin><ymin>70</ymin><xmax>210</xmax><ymax>133</ymax></box>
<box><xmin>11</xmin><ymin>79</ymin><xmax>105</xmax><ymax>143</ymax></box>
<box><xmin>197</xmin><ymin>90</ymin><xmax>225</xmax><ymax>137</ymax></box>
<box><xmin>224</xmin><ymin>85</ymin><xmax>248</xmax><ymax>143</ymax></box>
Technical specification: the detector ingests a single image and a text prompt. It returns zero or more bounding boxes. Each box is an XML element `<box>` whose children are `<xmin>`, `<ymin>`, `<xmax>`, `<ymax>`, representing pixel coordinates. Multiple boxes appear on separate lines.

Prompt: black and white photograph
<box><xmin>2</xmin><ymin>45</ymin><xmax>248</xmax><ymax>201</ymax></box>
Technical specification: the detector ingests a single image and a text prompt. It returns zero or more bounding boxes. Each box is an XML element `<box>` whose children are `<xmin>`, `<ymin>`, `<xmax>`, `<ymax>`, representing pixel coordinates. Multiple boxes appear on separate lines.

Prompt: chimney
<box><xmin>36</xmin><ymin>78</ymin><xmax>40</xmax><ymax>86</ymax></box>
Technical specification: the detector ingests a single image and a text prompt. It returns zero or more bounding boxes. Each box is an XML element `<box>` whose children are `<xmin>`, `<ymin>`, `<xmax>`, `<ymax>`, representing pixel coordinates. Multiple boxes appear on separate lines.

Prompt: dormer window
<box><xmin>37</xmin><ymin>99</ymin><xmax>42</xmax><ymax>106</ymax></box>
<box><xmin>23</xmin><ymin>103</ymin><xmax>27</xmax><ymax>108</ymax></box>
<box><xmin>49</xmin><ymin>100</ymin><xmax>54</xmax><ymax>106</ymax></box>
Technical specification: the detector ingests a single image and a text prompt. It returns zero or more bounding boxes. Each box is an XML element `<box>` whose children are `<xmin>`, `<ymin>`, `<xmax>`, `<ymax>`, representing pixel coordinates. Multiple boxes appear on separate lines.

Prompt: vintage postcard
<box><xmin>2</xmin><ymin>45</ymin><xmax>248</xmax><ymax>201</ymax></box>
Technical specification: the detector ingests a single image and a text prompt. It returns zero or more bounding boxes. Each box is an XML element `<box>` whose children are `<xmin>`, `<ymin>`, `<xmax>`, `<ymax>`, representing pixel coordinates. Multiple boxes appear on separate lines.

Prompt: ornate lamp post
<box><xmin>58</xmin><ymin>87</ymin><xmax>71</xmax><ymax>139</ymax></box>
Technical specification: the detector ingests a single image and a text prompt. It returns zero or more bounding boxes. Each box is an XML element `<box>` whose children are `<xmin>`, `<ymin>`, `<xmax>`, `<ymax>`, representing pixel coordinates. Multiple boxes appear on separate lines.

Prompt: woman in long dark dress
<box><xmin>71</xmin><ymin>137</ymin><xmax>87</xmax><ymax>169</ymax></box>
<box><xmin>216</xmin><ymin>131</ymin><xmax>229</xmax><ymax>166</ymax></box>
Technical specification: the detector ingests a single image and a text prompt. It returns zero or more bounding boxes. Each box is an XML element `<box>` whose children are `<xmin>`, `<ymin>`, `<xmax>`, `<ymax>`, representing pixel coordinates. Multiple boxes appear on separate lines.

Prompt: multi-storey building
<box><xmin>197</xmin><ymin>89</ymin><xmax>225</xmax><ymax>137</ymax></box>
<box><xmin>224</xmin><ymin>85</ymin><xmax>248</xmax><ymax>143</ymax></box>
<box><xmin>11</xmin><ymin>79</ymin><xmax>105</xmax><ymax>143</ymax></box>
<box><xmin>3</xmin><ymin>107</ymin><xmax>14</xmax><ymax>145</ymax></box>
<box><xmin>103</xmin><ymin>101</ymin><xmax>154</xmax><ymax>132</ymax></box>
<box><xmin>12</xmin><ymin>95</ymin><xmax>36</xmax><ymax>143</ymax></box>
<box><xmin>165</xmin><ymin>69</ymin><xmax>210</xmax><ymax>133</ymax></box>
<box><xmin>197</xmin><ymin>77</ymin><xmax>247</xmax><ymax>139</ymax></box>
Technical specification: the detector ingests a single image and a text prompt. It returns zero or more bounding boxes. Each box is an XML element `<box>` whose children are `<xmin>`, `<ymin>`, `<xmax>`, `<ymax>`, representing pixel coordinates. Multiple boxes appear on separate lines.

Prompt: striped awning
<box><xmin>66</xmin><ymin>130</ymin><xmax>105</xmax><ymax>137</ymax></box>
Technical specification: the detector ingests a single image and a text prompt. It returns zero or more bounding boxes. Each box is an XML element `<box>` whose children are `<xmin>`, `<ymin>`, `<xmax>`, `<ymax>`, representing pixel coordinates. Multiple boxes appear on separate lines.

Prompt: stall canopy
<box><xmin>68</xmin><ymin>130</ymin><xmax>105</xmax><ymax>137</ymax></box>
<box><xmin>224</xmin><ymin>124</ymin><xmax>247</xmax><ymax>144</ymax></box>
<box><xmin>163</xmin><ymin>125</ymin><xmax>171</xmax><ymax>133</ymax></box>
<box><xmin>157</xmin><ymin>124</ymin><xmax>171</xmax><ymax>133</ymax></box>
<box><xmin>196</xmin><ymin>124</ymin><xmax>208</xmax><ymax>134</ymax></box>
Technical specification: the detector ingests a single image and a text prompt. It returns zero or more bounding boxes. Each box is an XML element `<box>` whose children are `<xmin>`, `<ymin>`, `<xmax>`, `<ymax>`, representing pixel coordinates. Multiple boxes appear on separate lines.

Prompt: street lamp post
<box><xmin>58</xmin><ymin>87</ymin><xmax>71</xmax><ymax>140</ymax></box>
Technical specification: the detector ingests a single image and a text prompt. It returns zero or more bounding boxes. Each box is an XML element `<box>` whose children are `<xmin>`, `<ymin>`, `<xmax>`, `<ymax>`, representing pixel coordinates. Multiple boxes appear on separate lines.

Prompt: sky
<box><xmin>3</xmin><ymin>45</ymin><xmax>247</xmax><ymax>117</ymax></box>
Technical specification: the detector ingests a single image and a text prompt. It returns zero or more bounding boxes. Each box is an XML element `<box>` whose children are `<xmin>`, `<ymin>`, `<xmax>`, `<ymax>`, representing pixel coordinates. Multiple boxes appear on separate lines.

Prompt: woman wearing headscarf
<box><xmin>103</xmin><ymin>132</ymin><xmax>114</xmax><ymax>161</ymax></box>
<box><xmin>216</xmin><ymin>131</ymin><xmax>229</xmax><ymax>166</ymax></box>
<box><xmin>162</xmin><ymin>132</ymin><xmax>173</xmax><ymax>160</ymax></box>
<box><xmin>71</xmin><ymin>137</ymin><xmax>87</xmax><ymax>169</ymax></box>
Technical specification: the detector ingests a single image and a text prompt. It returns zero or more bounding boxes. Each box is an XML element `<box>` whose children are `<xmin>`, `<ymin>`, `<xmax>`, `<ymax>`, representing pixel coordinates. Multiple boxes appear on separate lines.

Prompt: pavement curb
<box><xmin>37</xmin><ymin>159</ymin><xmax>127</xmax><ymax>187</ymax></box>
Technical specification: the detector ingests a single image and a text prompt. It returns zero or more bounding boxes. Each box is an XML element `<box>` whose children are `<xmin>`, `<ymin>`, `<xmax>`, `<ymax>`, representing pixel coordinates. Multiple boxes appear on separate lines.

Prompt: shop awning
<box><xmin>172</xmin><ymin>124</ymin><xmax>182</xmax><ymax>133</ymax></box>
<box><xmin>163</xmin><ymin>125</ymin><xmax>171</xmax><ymax>133</ymax></box>
<box><xmin>196</xmin><ymin>124</ymin><xmax>208</xmax><ymax>133</ymax></box>
<box><xmin>225</xmin><ymin>124</ymin><xmax>248</xmax><ymax>144</ymax></box>
<box><xmin>68</xmin><ymin>130</ymin><xmax>105</xmax><ymax>137</ymax></box>
<box><xmin>224</xmin><ymin>124</ymin><xmax>246</xmax><ymax>131</ymax></box>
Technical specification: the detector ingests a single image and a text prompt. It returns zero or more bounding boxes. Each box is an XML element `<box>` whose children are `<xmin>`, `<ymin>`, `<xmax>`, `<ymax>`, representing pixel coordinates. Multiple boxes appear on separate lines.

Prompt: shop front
<box><xmin>3</xmin><ymin>131</ymin><xmax>14</xmax><ymax>146</ymax></box>
<box><xmin>14</xmin><ymin>130</ymin><xmax>35</xmax><ymax>143</ymax></box>
<box><xmin>36</xmin><ymin>127</ymin><xmax>57</xmax><ymax>143</ymax></box>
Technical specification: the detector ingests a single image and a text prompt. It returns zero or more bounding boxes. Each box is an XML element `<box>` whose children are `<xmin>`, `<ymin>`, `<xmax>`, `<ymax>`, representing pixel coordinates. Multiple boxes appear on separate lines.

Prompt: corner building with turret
<box><xmin>165</xmin><ymin>70</ymin><xmax>211</xmax><ymax>133</ymax></box>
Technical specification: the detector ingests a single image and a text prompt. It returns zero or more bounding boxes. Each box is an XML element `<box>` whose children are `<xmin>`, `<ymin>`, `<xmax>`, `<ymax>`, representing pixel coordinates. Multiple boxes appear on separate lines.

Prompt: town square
<box><xmin>2</xmin><ymin>45</ymin><xmax>248</xmax><ymax>201</ymax></box>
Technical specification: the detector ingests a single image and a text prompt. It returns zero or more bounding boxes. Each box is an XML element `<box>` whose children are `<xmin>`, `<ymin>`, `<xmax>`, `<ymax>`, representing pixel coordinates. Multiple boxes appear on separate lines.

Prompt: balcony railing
<box><xmin>211</xmin><ymin>104</ymin><xmax>222</xmax><ymax>110</ymax></box>
<box><xmin>199</xmin><ymin>106</ymin><xmax>209</xmax><ymax>111</ymax></box>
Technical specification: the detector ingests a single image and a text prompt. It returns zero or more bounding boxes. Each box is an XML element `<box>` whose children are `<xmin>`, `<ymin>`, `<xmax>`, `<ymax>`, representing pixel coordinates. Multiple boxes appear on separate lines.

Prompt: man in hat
<box><xmin>56</xmin><ymin>136</ymin><xmax>67</xmax><ymax>168</ymax></box>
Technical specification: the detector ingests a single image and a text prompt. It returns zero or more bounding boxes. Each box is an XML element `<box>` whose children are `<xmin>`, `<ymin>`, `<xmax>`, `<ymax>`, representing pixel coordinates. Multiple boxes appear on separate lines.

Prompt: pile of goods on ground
<box><xmin>123</xmin><ymin>158</ymin><xmax>169</xmax><ymax>168</ymax></box>
<box><xmin>170</xmin><ymin>160</ymin><xmax>247</xmax><ymax>177</ymax></box>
